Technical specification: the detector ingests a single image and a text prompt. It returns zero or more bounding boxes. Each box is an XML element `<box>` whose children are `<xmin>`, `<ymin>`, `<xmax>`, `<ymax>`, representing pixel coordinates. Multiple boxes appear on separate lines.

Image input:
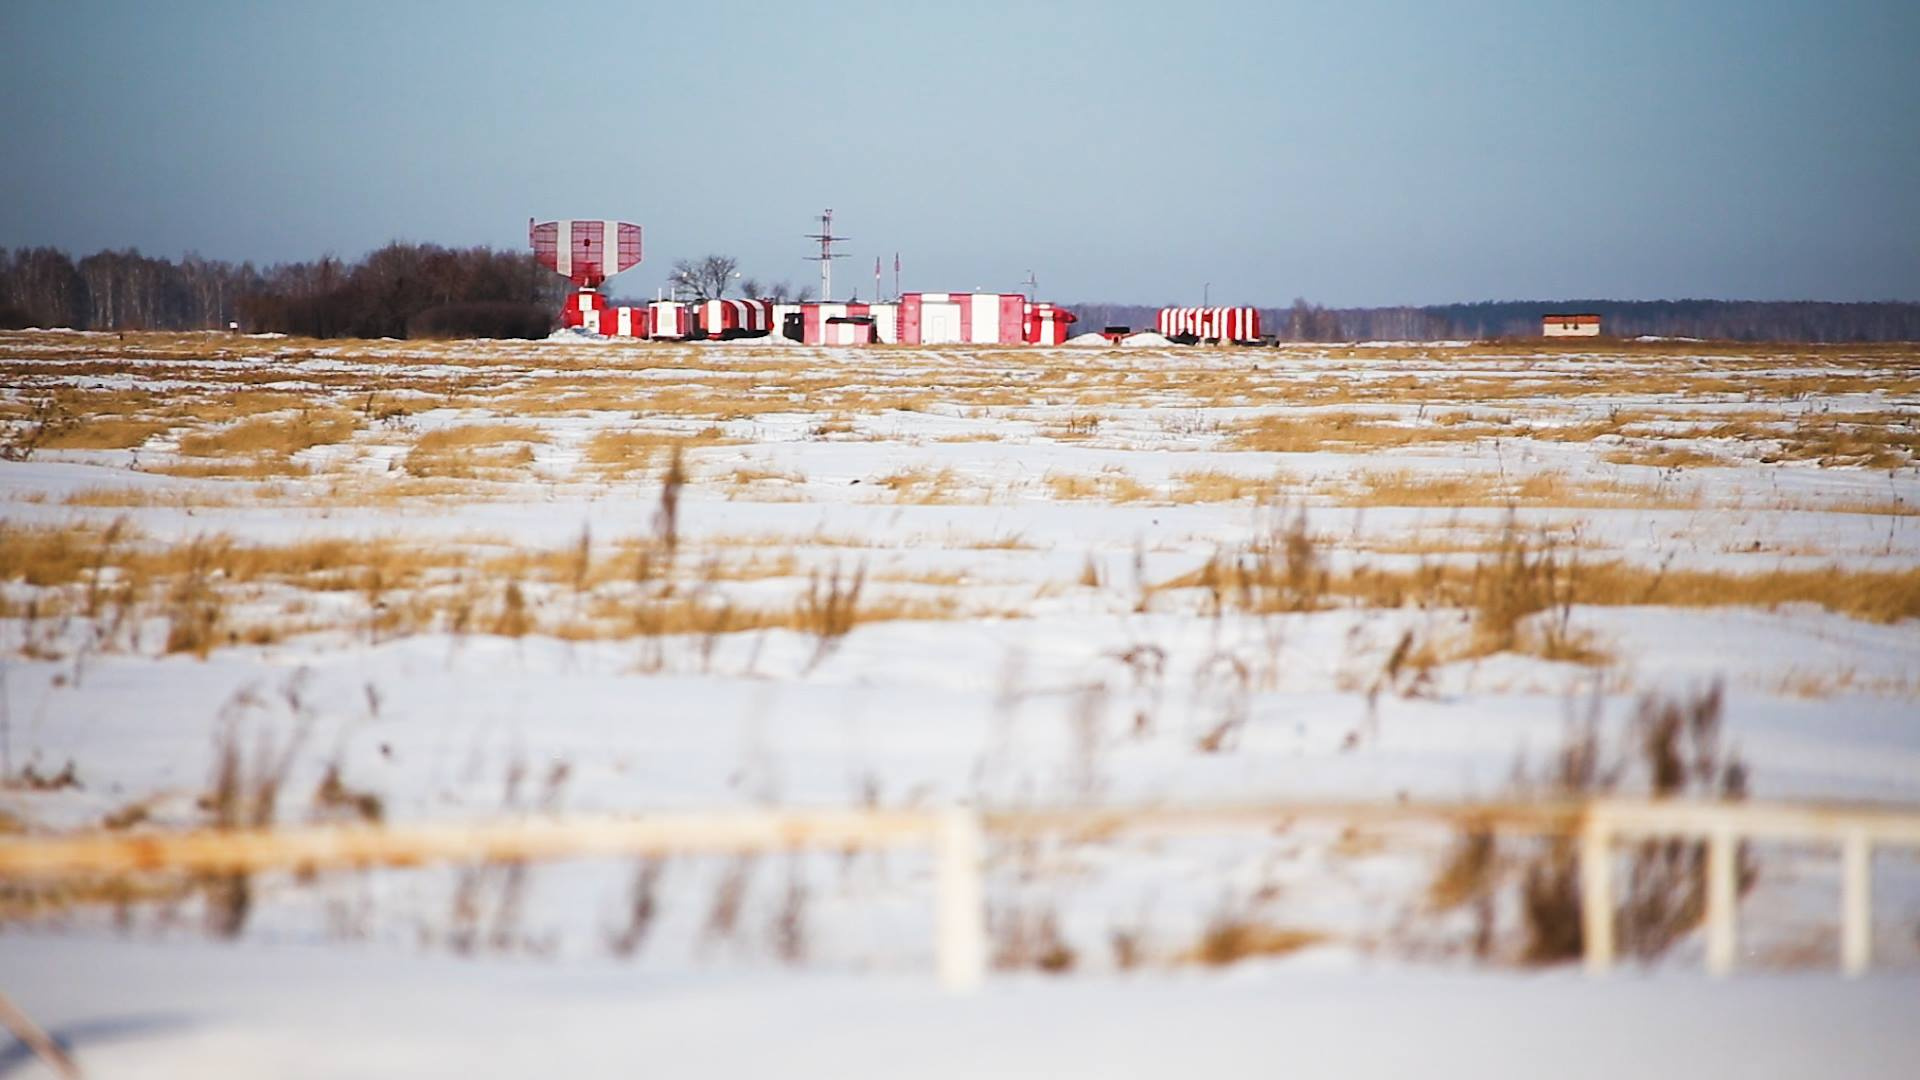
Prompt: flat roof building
<box><xmin>1543</xmin><ymin>313</ymin><xmax>1601</xmax><ymax>337</ymax></box>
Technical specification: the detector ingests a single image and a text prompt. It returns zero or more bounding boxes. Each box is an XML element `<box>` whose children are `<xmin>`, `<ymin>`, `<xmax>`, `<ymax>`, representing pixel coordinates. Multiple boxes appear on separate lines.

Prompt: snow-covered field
<box><xmin>2</xmin><ymin>330</ymin><xmax>1917</xmax><ymax>1073</ymax></box>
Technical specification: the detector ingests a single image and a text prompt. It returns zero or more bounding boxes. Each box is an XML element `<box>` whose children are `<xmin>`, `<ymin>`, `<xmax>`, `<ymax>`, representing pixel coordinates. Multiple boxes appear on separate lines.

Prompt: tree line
<box><xmin>7</xmin><ymin>242</ymin><xmax>1917</xmax><ymax>342</ymax></box>
<box><xmin>1070</xmin><ymin>297</ymin><xmax>1920</xmax><ymax>342</ymax></box>
<box><xmin>0</xmin><ymin>243</ymin><xmax>569</xmax><ymax>339</ymax></box>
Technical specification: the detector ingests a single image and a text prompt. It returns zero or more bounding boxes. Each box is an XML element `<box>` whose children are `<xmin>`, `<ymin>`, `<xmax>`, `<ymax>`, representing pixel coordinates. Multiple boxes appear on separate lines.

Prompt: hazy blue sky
<box><xmin>3</xmin><ymin>0</ymin><xmax>1915</xmax><ymax>306</ymax></box>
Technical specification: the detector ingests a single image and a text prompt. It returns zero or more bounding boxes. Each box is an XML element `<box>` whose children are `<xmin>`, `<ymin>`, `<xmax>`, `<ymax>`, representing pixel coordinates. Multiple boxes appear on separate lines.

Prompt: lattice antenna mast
<box><xmin>804</xmin><ymin>209</ymin><xmax>849</xmax><ymax>302</ymax></box>
<box><xmin>1019</xmin><ymin>270</ymin><xmax>1038</xmax><ymax>303</ymax></box>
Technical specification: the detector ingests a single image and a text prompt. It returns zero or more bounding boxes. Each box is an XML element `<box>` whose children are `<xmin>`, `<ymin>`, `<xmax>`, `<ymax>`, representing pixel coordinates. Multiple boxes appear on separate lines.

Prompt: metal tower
<box><xmin>804</xmin><ymin>209</ymin><xmax>848</xmax><ymax>302</ymax></box>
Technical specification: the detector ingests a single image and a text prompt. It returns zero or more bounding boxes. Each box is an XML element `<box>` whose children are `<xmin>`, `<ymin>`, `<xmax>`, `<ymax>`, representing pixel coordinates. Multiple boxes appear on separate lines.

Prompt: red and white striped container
<box><xmin>605</xmin><ymin>306</ymin><xmax>649</xmax><ymax>338</ymax></box>
<box><xmin>696</xmin><ymin>299</ymin><xmax>775</xmax><ymax>338</ymax></box>
<box><xmin>647</xmin><ymin>301</ymin><xmax>692</xmax><ymax>339</ymax></box>
<box><xmin>1024</xmin><ymin>302</ymin><xmax>1077</xmax><ymax>345</ymax></box>
<box><xmin>1156</xmin><ymin>307</ymin><xmax>1261</xmax><ymax>343</ymax></box>
<box><xmin>801</xmin><ymin>302</ymin><xmax>881</xmax><ymax>345</ymax></box>
<box><xmin>562</xmin><ymin>290</ymin><xmax>610</xmax><ymax>328</ymax></box>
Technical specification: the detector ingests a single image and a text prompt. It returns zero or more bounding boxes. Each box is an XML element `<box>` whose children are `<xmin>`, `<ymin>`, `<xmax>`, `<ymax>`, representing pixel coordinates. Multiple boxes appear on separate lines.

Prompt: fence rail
<box><xmin>3</xmin><ymin>798</ymin><xmax>1918</xmax><ymax>988</ymax></box>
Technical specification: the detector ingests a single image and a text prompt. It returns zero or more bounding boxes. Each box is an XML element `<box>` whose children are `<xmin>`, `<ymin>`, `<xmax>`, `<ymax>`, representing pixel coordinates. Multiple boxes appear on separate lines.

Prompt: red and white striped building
<box><xmin>1542</xmin><ymin>313</ymin><xmax>1602</xmax><ymax>337</ymax></box>
<box><xmin>1157</xmin><ymin>307</ymin><xmax>1261</xmax><ymax>343</ymax></box>
<box><xmin>896</xmin><ymin>293</ymin><xmax>1027</xmax><ymax>345</ymax></box>
<box><xmin>800</xmin><ymin>302</ymin><xmax>893</xmax><ymax>345</ymax></box>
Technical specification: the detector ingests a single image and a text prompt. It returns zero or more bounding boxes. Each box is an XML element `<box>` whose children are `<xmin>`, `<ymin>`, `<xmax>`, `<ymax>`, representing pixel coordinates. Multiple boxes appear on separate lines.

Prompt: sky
<box><xmin>2</xmin><ymin>0</ymin><xmax>1916</xmax><ymax>307</ymax></box>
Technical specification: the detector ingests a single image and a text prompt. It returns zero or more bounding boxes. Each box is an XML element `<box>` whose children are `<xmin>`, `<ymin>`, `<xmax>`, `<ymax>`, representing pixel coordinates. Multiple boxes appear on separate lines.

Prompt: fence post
<box><xmin>1704</xmin><ymin>825</ymin><xmax>1737</xmax><ymax>976</ymax></box>
<box><xmin>934</xmin><ymin>809</ymin><xmax>985</xmax><ymax>993</ymax></box>
<box><xmin>1840</xmin><ymin>830</ymin><xmax>1872</xmax><ymax>977</ymax></box>
<box><xmin>1580</xmin><ymin>809</ymin><xmax>1614</xmax><ymax>975</ymax></box>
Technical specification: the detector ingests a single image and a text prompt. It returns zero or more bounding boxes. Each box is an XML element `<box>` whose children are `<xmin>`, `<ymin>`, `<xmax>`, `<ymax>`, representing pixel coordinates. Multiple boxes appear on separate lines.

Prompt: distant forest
<box><xmin>4</xmin><ymin>243</ymin><xmax>1918</xmax><ymax>342</ymax></box>
<box><xmin>0</xmin><ymin>244</ymin><xmax>567</xmax><ymax>339</ymax></box>
<box><xmin>1072</xmin><ymin>298</ymin><xmax>1920</xmax><ymax>343</ymax></box>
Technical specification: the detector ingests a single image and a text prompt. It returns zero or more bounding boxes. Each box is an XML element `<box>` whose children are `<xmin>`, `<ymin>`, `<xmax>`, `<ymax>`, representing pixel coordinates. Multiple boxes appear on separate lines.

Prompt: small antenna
<box><xmin>803</xmin><ymin>209</ymin><xmax>849</xmax><ymax>302</ymax></box>
<box><xmin>1019</xmin><ymin>270</ymin><xmax>1038</xmax><ymax>303</ymax></box>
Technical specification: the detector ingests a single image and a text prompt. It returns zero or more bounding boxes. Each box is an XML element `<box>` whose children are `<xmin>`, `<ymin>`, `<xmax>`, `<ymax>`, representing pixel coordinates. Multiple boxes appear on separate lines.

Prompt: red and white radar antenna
<box><xmin>528</xmin><ymin>218</ymin><xmax>643</xmax><ymax>290</ymax></box>
<box><xmin>804</xmin><ymin>209</ymin><xmax>848</xmax><ymax>302</ymax></box>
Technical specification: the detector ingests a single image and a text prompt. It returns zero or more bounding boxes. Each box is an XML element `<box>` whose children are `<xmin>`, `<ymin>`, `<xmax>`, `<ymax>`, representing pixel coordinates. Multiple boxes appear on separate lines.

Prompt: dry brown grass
<box><xmin>577</xmin><ymin>427</ymin><xmax>730</xmax><ymax>478</ymax></box>
<box><xmin>1764</xmin><ymin>415</ymin><xmax>1920</xmax><ymax>469</ymax></box>
<box><xmin>1180</xmin><ymin>921</ymin><xmax>1327</xmax><ymax>966</ymax></box>
<box><xmin>1045</xmin><ymin>470</ymin><xmax>1155</xmax><ymax>503</ymax></box>
<box><xmin>1232</xmin><ymin>411</ymin><xmax>1502</xmax><ymax>453</ymax></box>
<box><xmin>147</xmin><ymin>458</ymin><xmax>314</xmax><ymax>479</ymax></box>
<box><xmin>61</xmin><ymin>485</ymin><xmax>263</xmax><ymax>508</ymax></box>
<box><xmin>1170</xmin><ymin>470</ymin><xmax>1298</xmax><ymax>504</ymax></box>
<box><xmin>726</xmin><ymin>466</ymin><xmax>806</xmax><ymax>485</ymax></box>
<box><xmin>1603</xmin><ymin>443</ymin><xmax>1725</xmax><ymax>469</ymax></box>
<box><xmin>1045</xmin><ymin>413</ymin><xmax>1105</xmax><ymax>441</ymax></box>
<box><xmin>404</xmin><ymin>423</ymin><xmax>545</xmax><ymax>478</ymax></box>
<box><xmin>0</xmin><ymin>521</ymin><xmax>133</xmax><ymax>586</ymax></box>
<box><xmin>877</xmin><ymin>467</ymin><xmax>972</xmax><ymax>504</ymax></box>
<box><xmin>1335</xmin><ymin>471</ymin><xmax>1505</xmax><ymax>507</ymax></box>
<box><xmin>1765</xmin><ymin>666</ymin><xmax>1920</xmax><ymax>699</ymax></box>
<box><xmin>564</xmin><ymin>585</ymin><xmax>962</xmax><ymax>644</ymax></box>
<box><xmin>176</xmin><ymin>409</ymin><xmax>359</xmax><ymax>457</ymax></box>
<box><xmin>39</xmin><ymin>417</ymin><xmax>170</xmax><ymax>450</ymax></box>
<box><xmin>1334</xmin><ymin>469</ymin><xmax>1700</xmax><ymax>510</ymax></box>
<box><xmin>211</xmin><ymin>390</ymin><xmax>319</xmax><ymax>416</ymax></box>
<box><xmin>1157</xmin><ymin>515</ymin><xmax>1920</xmax><ymax>630</ymax></box>
<box><xmin>410</xmin><ymin>423</ymin><xmax>546</xmax><ymax>452</ymax></box>
<box><xmin>0</xmin><ymin>520</ymin><xmax>994</xmax><ymax>658</ymax></box>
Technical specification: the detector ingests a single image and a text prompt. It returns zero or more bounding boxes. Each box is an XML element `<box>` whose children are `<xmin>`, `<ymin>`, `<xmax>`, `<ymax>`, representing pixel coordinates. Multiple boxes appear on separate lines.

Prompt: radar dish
<box><xmin>529</xmin><ymin>219</ymin><xmax>643</xmax><ymax>289</ymax></box>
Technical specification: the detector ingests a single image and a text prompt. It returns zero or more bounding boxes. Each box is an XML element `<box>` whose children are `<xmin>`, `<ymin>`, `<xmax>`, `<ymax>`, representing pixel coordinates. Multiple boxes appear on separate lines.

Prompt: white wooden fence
<box><xmin>2</xmin><ymin>798</ymin><xmax>1917</xmax><ymax>990</ymax></box>
<box><xmin>1575</xmin><ymin>799</ymin><xmax>1920</xmax><ymax>977</ymax></box>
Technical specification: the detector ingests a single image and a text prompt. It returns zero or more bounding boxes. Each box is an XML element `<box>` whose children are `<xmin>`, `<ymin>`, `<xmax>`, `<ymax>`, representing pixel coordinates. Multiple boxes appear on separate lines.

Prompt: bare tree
<box><xmin>667</xmin><ymin>255</ymin><xmax>740</xmax><ymax>300</ymax></box>
<box><xmin>759</xmin><ymin>281</ymin><xmax>807</xmax><ymax>304</ymax></box>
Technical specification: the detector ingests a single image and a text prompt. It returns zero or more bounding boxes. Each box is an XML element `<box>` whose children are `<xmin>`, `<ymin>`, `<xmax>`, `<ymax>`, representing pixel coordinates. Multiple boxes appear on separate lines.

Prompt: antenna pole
<box><xmin>804</xmin><ymin>209</ymin><xmax>848</xmax><ymax>302</ymax></box>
